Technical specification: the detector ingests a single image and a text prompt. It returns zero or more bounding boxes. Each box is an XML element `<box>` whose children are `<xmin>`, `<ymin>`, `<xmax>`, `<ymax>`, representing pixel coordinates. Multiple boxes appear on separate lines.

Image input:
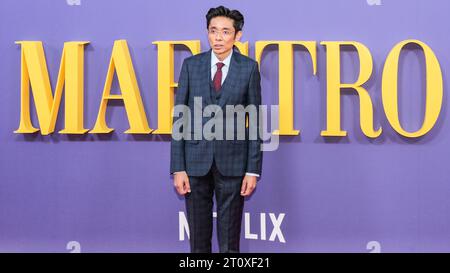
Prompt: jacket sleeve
<box><xmin>246</xmin><ymin>61</ymin><xmax>263</xmax><ymax>176</ymax></box>
<box><xmin>170</xmin><ymin>59</ymin><xmax>189</xmax><ymax>174</ymax></box>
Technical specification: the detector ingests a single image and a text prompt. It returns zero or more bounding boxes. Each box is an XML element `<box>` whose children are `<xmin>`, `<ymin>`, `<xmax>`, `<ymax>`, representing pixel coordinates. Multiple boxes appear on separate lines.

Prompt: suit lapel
<box><xmin>193</xmin><ymin>49</ymin><xmax>210</xmax><ymax>106</ymax></box>
<box><xmin>217</xmin><ymin>49</ymin><xmax>240</xmax><ymax>108</ymax></box>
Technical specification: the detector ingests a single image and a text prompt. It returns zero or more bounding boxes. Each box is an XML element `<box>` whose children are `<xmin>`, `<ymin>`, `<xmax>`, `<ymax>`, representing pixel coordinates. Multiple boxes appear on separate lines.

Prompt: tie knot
<box><xmin>216</xmin><ymin>62</ymin><xmax>225</xmax><ymax>70</ymax></box>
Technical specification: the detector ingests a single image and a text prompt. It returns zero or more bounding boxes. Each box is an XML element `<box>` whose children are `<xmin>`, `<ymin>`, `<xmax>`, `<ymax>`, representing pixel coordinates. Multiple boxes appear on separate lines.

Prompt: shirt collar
<box><xmin>211</xmin><ymin>49</ymin><xmax>233</xmax><ymax>68</ymax></box>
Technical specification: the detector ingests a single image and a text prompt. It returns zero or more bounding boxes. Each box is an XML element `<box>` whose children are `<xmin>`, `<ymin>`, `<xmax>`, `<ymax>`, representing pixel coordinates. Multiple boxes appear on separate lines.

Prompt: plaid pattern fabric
<box><xmin>170</xmin><ymin>48</ymin><xmax>263</xmax><ymax>177</ymax></box>
<box><xmin>185</xmin><ymin>160</ymin><xmax>244</xmax><ymax>253</ymax></box>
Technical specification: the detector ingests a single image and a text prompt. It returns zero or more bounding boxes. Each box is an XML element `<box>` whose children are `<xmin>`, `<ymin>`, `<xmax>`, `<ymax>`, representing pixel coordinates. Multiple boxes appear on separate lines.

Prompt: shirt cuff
<box><xmin>245</xmin><ymin>172</ymin><xmax>260</xmax><ymax>177</ymax></box>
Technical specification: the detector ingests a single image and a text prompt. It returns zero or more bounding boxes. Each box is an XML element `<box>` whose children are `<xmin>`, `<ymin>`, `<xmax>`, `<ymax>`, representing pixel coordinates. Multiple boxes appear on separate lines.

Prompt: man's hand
<box><xmin>174</xmin><ymin>171</ymin><xmax>191</xmax><ymax>195</ymax></box>
<box><xmin>241</xmin><ymin>175</ymin><xmax>257</xmax><ymax>196</ymax></box>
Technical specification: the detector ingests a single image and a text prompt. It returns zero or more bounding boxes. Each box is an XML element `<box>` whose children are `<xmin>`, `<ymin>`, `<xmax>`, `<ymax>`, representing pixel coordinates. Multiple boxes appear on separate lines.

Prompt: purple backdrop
<box><xmin>1</xmin><ymin>0</ymin><xmax>449</xmax><ymax>252</ymax></box>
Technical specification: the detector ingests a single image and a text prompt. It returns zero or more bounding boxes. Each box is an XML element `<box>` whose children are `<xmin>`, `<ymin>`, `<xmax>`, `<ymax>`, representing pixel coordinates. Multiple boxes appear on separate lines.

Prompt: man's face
<box><xmin>207</xmin><ymin>16</ymin><xmax>242</xmax><ymax>57</ymax></box>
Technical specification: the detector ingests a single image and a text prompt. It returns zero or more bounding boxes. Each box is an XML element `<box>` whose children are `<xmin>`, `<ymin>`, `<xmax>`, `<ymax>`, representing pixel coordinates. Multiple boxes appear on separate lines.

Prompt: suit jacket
<box><xmin>170</xmin><ymin>48</ymin><xmax>263</xmax><ymax>177</ymax></box>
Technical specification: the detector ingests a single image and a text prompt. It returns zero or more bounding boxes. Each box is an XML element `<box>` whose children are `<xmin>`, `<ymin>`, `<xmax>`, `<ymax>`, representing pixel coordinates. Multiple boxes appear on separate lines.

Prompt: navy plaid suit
<box><xmin>170</xmin><ymin>48</ymin><xmax>263</xmax><ymax>253</ymax></box>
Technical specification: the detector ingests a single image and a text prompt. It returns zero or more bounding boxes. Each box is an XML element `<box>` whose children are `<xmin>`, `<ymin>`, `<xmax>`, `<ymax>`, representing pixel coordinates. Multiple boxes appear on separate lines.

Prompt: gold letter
<box><xmin>14</xmin><ymin>41</ymin><xmax>89</xmax><ymax>135</ymax></box>
<box><xmin>255</xmin><ymin>41</ymin><xmax>317</xmax><ymax>135</ymax></box>
<box><xmin>91</xmin><ymin>40</ymin><xmax>151</xmax><ymax>134</ymax></box>
<box><xmin>234</xmin><ymin>41</ymin><xmax>249</xmax><ymax>56</ymax></box>
<box><xmin>320</xmin><ymin>41</ymin><xmax>381</xmax><ymax>138</ymax></box>
<box><xmin>151</xmin><ymin>41</ymin><xmax>200</xmax><ymax>134</ymax></box>
<box><xmin>382</xmin><ymin>40</ymin><xmax>443</xmax><ymax>137</ymax></box>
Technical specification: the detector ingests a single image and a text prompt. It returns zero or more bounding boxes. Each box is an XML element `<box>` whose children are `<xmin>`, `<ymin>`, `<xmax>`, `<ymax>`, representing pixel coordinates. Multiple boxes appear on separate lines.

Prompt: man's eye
<box><xmin>223</xmin><ymin>31</ymin><xmax>229</xmax><ymax>35</ymax></box>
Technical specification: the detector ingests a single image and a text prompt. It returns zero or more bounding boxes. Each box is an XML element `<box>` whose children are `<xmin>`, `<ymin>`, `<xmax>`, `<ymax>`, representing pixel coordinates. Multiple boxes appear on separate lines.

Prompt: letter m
<box><xmin>15</xmin><ymin>41</ymin><xmax>89</xmax><ymax>135</ymax></box>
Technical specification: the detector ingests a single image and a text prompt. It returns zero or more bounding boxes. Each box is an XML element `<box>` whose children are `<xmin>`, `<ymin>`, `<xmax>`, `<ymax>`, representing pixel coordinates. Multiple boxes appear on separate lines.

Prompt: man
<box><xmin>170</xmin><ymin>6</ymin><xmax>263</xmax><ymax>253</ymax></box>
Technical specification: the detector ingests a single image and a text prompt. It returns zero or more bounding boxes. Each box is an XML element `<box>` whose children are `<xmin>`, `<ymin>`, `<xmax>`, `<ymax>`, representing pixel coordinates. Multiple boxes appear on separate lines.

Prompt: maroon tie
<box><xmin>213</xmin><ymin>62</ymin><xmax>225</xmax><ymax>92</ymax></box>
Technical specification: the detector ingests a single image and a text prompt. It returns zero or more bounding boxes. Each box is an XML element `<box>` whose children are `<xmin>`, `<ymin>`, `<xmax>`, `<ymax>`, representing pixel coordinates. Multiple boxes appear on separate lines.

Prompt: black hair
<box><xmin>206</xmin><ymin>6</ymin><xmax>244</xmax><ymax>33</ymax></box>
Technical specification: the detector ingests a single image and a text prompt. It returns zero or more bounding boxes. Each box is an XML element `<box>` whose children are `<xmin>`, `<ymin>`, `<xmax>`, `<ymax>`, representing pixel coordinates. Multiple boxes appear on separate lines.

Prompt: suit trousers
<box><xmin>185</xmin><ymin>159</ymin><xmax>245</xmax><ymax>253</ymax></box>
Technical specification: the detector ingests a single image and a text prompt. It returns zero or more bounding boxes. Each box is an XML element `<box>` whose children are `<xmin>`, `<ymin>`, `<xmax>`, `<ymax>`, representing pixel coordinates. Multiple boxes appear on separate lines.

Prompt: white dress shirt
<box><xmin>211</xmin><ymin>48</ymin><xmax>232</xmax><ymax>85</ymax></box>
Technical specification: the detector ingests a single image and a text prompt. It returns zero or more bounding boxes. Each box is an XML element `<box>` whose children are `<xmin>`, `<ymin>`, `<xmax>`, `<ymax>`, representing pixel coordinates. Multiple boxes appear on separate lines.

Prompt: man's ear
<box><xmin>235</xmin><ymin>31</ymin><xmax>243</xmax><ymax>42</ymax></box>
